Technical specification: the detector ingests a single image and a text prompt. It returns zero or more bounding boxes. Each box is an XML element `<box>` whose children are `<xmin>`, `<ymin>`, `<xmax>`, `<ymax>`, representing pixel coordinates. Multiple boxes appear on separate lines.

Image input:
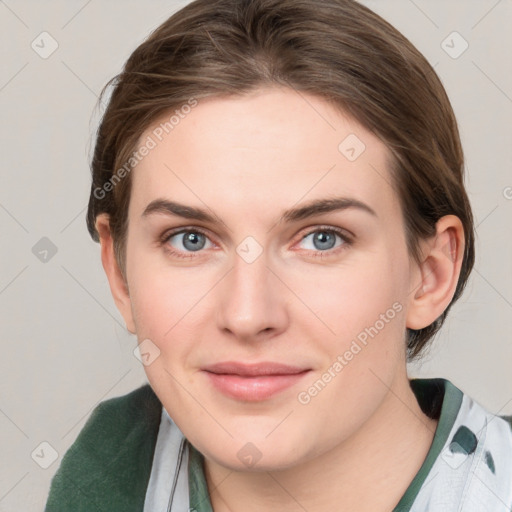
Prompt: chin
<box><xmin>198</xmin><ymin>434</ymin><xmax>309</xmax><ymax>473</ymax></box>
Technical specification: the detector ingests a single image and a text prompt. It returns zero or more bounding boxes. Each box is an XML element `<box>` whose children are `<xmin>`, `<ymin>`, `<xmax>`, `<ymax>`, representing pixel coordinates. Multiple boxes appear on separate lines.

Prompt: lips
<box><xmin>202</xmin><ymin>361</ymin><xmax>311</xmax><ymax>401</ymax></box>
<box><xmin>203</xmin><ymin>361</ymin><xmax>309</xmax><ymax>376</ymax></box>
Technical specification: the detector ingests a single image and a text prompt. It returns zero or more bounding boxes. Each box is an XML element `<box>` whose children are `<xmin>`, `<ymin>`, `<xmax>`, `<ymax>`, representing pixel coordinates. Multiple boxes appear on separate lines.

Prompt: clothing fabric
<box><xmin>142</xmin><ymin>408</ymin><xmax>189</xmax><ymax>511</ymax></box>
<box><xmin>44</xmin><ymin>379</ymin><xmax>512</xmax><ymax>511</ymax></box>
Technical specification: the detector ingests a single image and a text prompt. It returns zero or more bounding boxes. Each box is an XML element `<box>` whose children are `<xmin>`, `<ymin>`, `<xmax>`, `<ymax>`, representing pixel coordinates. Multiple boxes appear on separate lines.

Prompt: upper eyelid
<box><xmin>298</xmin><ymin>225</ymin><xmax>352</xmax><ymax>239</ymax></box>
<box><xmin>161</xmin><ymin>226</ymin><xmax>216</xmax><ymax>249</ymax></box>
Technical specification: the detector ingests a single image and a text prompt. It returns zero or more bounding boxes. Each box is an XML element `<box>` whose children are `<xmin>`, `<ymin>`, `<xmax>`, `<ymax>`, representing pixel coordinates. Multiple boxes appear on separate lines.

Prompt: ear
<box><xmin>95</xmin><ymin>214</ymin><xmax>136</xmax><ymax>334</ymax></box>
<box><xmin>406</xmin><ymin>215</ymin><xmax>465</xmax><ymax>330</ymax></box>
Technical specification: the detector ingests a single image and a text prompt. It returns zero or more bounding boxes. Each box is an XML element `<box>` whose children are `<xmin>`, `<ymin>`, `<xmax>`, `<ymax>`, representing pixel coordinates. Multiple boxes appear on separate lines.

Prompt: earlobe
<box><xmin>95</xmin><ymin>214</ymin><xmax>136</xmax><ymax>334</ymax></box>
<box><xmin>406</xmin><ymin>215</ymin><xmax>465</xmax><ymax>330</ymax></box>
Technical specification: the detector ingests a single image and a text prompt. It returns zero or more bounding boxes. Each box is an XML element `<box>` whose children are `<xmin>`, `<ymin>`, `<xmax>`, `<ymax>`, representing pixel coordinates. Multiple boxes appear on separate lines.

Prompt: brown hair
<box><xmin>86</xmin><ymin>0</ymin><xmax>475</xmax><ymax>360</ymax></box>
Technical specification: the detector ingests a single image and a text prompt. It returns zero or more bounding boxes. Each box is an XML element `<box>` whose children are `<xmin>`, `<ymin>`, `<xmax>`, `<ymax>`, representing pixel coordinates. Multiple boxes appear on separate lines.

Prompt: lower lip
<box><xmin>204</xmin><ymin>371</ymin><xmax>310</xmax><ymax>401</ymax></box>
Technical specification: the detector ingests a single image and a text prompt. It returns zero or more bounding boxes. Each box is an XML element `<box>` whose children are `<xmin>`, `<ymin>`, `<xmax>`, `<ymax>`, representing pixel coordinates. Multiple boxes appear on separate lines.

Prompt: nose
<box><xmin>215</xmin><ymin>249</ymin><xmax>289</xmax><ymax>342</ymax></box>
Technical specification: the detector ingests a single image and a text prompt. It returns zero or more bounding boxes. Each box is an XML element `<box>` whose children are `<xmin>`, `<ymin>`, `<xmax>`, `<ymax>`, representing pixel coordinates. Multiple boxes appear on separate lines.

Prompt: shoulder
<box><xmin>45</xmin><ymin>384</ymin><xmax>162</xmax><ymax>512</ymax></box>
<box><xmin>431</xmin><ymin>388</ymin><xmax>512</xmax><ymax>509</ymax></box>
<box><xmin>87</xmin><ymin>382</ymin><xmax>162</xmax><ymax>433</ymax></box>
<box><xmin>62</xmin><ymin>383</ymin><xmax>162</xmax><ymax>464</ymax></box>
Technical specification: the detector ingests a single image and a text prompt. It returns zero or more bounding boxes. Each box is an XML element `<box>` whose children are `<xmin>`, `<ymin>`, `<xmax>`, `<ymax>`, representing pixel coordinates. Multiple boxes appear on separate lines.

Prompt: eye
<box><xmin>297</xmin><ymin>227</ymin><xmax>351</xmax><ymax>255</ymax></box>
<box><xmin>160</xmin><ymin>226</ymin><xmax>351</xmax><ymax>260</ymax></box>
<box><xmin>162</xmin><ymin>228</ymin><xmax>214</xmax><ymax>258</ymax></box>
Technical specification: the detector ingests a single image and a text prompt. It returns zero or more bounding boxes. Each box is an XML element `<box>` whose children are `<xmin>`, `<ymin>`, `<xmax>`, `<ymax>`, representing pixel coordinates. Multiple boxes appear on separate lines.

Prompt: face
<box><xmin>122</xmin><ymin>87</ymin><xmax>420</xmax><ymax>470</ymax></box>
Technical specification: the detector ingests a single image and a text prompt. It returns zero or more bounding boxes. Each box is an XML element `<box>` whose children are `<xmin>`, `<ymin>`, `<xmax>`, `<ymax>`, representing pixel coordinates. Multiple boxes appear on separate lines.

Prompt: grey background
<box><xmin>0</xmin><ymin>0</ymin><xmax>511</xmax><ymax>510</ymax></box>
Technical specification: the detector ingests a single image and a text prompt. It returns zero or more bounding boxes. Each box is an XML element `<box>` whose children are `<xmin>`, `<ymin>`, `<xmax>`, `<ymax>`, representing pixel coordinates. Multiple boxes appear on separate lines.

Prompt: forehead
<box><xmin>129</xmin><ymin>87</ymin><xmax>398</xmax><ymax>222</ymax></box>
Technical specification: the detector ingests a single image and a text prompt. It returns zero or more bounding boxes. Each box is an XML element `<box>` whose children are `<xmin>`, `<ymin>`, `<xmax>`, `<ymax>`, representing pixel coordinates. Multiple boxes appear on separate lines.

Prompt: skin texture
<box><xmin>96</xmin><ymin>87</ymin><xmax>465</xmax><ymax>511</ymax></box>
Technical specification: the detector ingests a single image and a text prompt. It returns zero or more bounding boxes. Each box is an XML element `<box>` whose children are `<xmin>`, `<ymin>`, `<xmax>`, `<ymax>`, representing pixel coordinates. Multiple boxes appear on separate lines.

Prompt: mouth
<box><xmin>201</xmin><ymin>361</ymin><xmax>311</xmax><ymax>401</ymax></box>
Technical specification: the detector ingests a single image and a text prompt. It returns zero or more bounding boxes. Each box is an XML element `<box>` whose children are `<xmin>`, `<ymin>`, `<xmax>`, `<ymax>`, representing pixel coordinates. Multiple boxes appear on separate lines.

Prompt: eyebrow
<box><xmin>141</xmin><ymin>196</ymin><xmax>377</xmax><ymax>224</ymax></box>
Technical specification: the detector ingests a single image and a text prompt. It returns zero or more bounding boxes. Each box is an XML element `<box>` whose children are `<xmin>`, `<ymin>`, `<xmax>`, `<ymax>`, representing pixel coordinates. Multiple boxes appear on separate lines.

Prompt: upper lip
<box><xmin>202</xmin><ymin>361</ymin><xmax>310</xmax><ymax>377</ymax></box>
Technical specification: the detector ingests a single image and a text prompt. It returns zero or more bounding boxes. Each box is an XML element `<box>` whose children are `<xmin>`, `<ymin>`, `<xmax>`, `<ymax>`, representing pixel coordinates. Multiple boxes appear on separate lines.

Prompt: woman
<box><xmin>45</xmin><ymin>0</ymin><xmax>512</xmax><ymax>510</ymax></box>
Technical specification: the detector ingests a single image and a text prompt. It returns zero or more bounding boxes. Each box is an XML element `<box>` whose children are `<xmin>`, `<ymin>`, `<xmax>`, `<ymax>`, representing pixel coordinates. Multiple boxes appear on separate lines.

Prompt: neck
<box><xmin>204</xmin><ymin>373</ymin><xmax>438</xmax><ymax>512</ymax></box>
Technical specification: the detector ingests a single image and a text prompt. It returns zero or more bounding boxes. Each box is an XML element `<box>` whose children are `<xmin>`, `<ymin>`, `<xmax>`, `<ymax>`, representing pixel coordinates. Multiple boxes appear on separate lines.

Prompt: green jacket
<box><xmin>44</xmin><ymin>385</ymin><xmax>162</xmax><ymax>511</ymax></box>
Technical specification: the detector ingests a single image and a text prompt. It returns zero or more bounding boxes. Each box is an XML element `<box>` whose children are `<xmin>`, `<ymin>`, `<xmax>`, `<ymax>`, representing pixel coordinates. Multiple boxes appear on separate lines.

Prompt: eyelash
<box><xmin>159</xmin><ymin>225</ymin><xmax>353</xmax><ymax>260</ymax></box>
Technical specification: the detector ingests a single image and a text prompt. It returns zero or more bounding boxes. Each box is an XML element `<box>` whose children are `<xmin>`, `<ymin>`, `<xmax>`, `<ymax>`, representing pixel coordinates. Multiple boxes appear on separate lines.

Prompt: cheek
<box><xmin>129</xmin><ymin>278</ymin><xmax>177</xmax><ymax>341</ymax></box>
<box><xmin>290</xmin><ymin>261</ymin><xmax>408</xmax><ymax>444</ymax></box>
<box><xmin>127</xmin><ymin>249</ymin><xmax>213</xmax><ymax>340</ymax></box>
<box><xmin>297</xmin><ymin>252</ymin><xmax>407</xmax><ymax>346</ymax></box>
<box><xmin>126</xmin><ymin>262</ymin><xmax>210</xmax><ymax>415</ymax></box>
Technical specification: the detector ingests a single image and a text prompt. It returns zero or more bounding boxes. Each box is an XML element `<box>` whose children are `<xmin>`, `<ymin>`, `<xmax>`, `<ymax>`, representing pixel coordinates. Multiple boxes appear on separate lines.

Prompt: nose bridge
<box><xmin>216</xmin><ymin>245</ymin><xmax>287</xmax><ymax>339</ymax></box>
